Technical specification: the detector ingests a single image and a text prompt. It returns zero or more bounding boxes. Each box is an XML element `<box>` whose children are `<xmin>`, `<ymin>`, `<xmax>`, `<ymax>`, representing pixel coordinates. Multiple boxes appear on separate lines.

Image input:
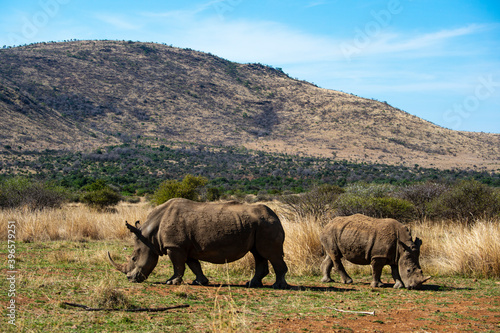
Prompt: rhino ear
<box><xmin>414</xmin><ymin>237</ymin><xmax>423</xmax><ymax>249</ymax></box>
<box><xmin>125</xmin><ymin>221</ymin><xmax>142</xmax><ymax>237</ymax></box>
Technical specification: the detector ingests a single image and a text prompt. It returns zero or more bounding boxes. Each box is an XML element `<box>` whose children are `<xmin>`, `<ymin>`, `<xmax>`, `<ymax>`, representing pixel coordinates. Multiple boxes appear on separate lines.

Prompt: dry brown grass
<box><xmin>412</xmin><ymin>219</ymin><xmax>500</xmax><ymax>278</ymax></box>
<box><xmin>2</xmin><ymin>201</ymin><xmax>499</xmax><ymax>278</ymax></box>
<box><xmin>0</xmin><ymin>201</ymin><xmax>150</xmax><ymax>242</ymax></box>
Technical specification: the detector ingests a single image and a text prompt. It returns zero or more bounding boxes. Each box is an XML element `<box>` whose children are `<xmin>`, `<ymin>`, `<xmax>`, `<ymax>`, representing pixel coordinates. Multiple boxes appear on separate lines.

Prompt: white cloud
<box><xmin>93</xmin><ymin>13</ymin><xmax>141</xmax><ymax>30</ymax></box>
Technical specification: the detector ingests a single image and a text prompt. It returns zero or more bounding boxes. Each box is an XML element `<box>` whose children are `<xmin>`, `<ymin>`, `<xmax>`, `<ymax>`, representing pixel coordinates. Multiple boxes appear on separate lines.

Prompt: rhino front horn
<box><xmin>108</xmin><ymin>251</ymin><xmax>127</xmax><ymax>274</ymax></box>
<box><xmin>422</xmin><ymin>276</ymin><xmax>432</xmax><ymax>283</ymax></box>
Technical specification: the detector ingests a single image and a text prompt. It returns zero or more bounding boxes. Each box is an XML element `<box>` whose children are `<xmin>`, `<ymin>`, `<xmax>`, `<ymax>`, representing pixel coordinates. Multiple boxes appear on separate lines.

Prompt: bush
<box><xmin>205</xmin><ymin>187</ymin><xmax>222</xmax><ymax>201</ymax></box>
<box><xmin>0</xmin><ymin>177</ymin><xmax>68</xmax><ymax>210</ymax></box>
<box><xmin>151</xmin><ymin>175</ymin><xmax>208</xmax><ymax>205</ymax></box>
<box><xmin>428</xmin><ymin>180</ymin><xmax>500</xmax><ymax>225</ymax></box>
<box><xmin>342</xmin><ymin>182</ymin><xmax>396</xmax><ymax>198</ymax></box>
<box><xmin>335</xmin><ymin>194</ymin><xmax>415</xmax><ymax>221</ymax></box>
<box><xmin>280</xmin><ymin>184</ymin><xmax>344</xmax><ymax>221</ymax></box>
<box><xmin>81</xmin><ymin>180</ymin><xmax>122</xmax><ymax>210</ymax></box>
<box><xmin>396</xmin><ymin>182</ymin><xmax>449</xmax><ymax>220</ymax></box>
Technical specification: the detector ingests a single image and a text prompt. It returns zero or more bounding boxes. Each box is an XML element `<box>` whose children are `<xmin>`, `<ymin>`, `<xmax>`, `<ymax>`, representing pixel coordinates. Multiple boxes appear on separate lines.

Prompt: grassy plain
<box><xmin>1</xmin><ymin>201</ymin><xmax>499</xmax><ymax>332</ymax></box>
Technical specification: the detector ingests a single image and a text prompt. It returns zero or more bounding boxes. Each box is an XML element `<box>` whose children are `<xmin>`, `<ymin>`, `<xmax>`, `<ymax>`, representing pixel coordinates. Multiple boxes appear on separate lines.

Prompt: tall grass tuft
<box><xmin>210</xmin><ymin>265</ymin><xmax>250</xmax><ymax>332</ymax></box>
<box><xmin>412</xmin><ymin>219</ymin><xmax>500</xmax><ymax>278</ymax></box>
<box><xmin>280</xmin><ymin>214</ymin><xmax>324</xmax><ymax>276</ymax></box>
<box><xmin>93</xmin><ymin>279</ymin><xmax>133</xmax><ymax>309</ymax></box>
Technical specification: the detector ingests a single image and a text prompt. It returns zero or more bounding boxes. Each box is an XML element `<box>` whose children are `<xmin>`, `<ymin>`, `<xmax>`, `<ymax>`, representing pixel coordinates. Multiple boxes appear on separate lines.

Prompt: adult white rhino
<box><xmin>108</xmin><ymin>198</ymin><xmax>289</xmax><ymax>289</ymax></box>
<box><xmin>320</xmin><ymin>214</ymin><xmax>430</xmax><ymax>289</ymax></box>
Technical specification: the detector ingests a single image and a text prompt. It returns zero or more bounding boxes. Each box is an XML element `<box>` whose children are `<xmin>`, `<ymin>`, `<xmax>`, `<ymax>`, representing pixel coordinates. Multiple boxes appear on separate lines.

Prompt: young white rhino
<box><xmin>108</xmin><ymin>198</ymin><xmax>289</xmax><ymax>289</ymax></box>
<box><xmin>320</xmin><ymin>214</ymin><xmax>430</xmax><ymax>289</ymax></box>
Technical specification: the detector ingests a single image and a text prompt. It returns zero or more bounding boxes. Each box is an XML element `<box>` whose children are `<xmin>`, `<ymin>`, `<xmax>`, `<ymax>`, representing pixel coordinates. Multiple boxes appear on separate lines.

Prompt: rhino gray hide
<box><xmin>320</xmin><ymin>214</ymin><xmax>430</xmax><ymax>289</ymax></box>
<box><xmin>108</xmin><ymin>198</ymin><xmax>289</xmax><ymax>289</ymax></box>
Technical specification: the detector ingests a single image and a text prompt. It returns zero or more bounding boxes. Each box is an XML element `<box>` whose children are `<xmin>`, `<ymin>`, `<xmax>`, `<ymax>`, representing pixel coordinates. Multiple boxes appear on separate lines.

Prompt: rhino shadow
<box><xmin>151</xmin><ymin>281</ymin><xmax>355</xmax><ymax>292</ymax></box>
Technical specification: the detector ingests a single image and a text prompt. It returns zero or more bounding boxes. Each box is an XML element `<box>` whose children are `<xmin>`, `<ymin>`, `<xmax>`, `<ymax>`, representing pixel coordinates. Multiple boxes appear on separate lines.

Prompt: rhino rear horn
<box><xmin>422</xmin><ymin>276</ymin><xmax>432</xmax><ymax>283</ymax></box>
<box><xmin>108</xmin><ymin>251</ymin><xmax>127</xmax><ymax>274</ymax></box>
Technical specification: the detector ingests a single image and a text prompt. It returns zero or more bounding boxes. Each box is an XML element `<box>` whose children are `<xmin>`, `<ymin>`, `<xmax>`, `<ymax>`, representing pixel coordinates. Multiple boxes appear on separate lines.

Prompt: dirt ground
<box><xmin>267</xmin><ymin>298</ymin><xmax>498</xmax><ymax>332</ymax></box>
<box><xmin>141</xmin><ymin>279</ymin><xmax>500</xmax><ymax>333</ymax></box>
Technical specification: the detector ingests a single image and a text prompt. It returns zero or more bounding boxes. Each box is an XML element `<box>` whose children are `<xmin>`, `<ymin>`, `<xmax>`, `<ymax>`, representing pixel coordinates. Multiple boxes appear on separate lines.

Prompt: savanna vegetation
<box><xmin>1</xmin><ymin>198</ymin><xmax>499</xmax><ymax>332</ymax></box>
<box><xmin>2</xmin><ymin>142</ymin><xmax>499</xmax><ymax>196</ymax></box>
<box><xmin>1</xmin><ymin>156</ymin><xmax>499</xmax><ymax>331</ymax></box>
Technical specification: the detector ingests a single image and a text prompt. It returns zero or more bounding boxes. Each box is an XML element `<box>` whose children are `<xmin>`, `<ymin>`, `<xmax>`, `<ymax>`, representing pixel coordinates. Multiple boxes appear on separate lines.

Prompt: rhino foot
<box><xmin>245</xmin><ymin>280</ymin><xmax>264</xmax><ymax>288</ymax></box>
<box><xmin>370</xmin><ymin>281</ymin><xmax>385</xmax><ymax>288</ymax></box>
<box><xmin>272</xmin><ymin>281</ymin><xmax>289</xmax><ymax>290</ymax></box>
<box><xmin>321</xmin><ymin>277</ymin><xmax>334</xmax><ymax>283</ymax></box>
<box><xmin>191</xmin><ymin>278</ymin><xmax>209</xmax><ymax>286</ymax></box>
<box><xmin>342</xmin><ymin>278</ymin><xmax>353</xmax><ymax>284</ymax></box>
<box><xmin>166</xmin><ymin>277</ymin><xmax>183</xmax><ymax>285</ymax></box>
<box><xmin>393</xmin><ymin>280</ymin><xmax>404</xmax><ymax>289</ymax></box>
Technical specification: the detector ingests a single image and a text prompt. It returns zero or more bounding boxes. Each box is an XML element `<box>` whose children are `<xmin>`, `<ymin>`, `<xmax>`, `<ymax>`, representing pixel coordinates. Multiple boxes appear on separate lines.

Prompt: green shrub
<box><xmin>152</xmin><ymin>175</ymin><xmax>208</xmax><ymax>205</ymax></box>
<box><xmin>335</xmin><ymin>193</ymin><xmax>415</xmax><ymax>221</ymax></box>
<box><xmin>428</xmin><ymin>180</ymin><xmax>500</xmax><ymax>225</ymax></box>
<box><xmin>205</xmin><ymin>187</ymin><xmax>222</xmax><ymax>201</ymax></box>
<box><xmin>81</xmin><ymin>180</ymin><xmax>122</xmax><ymax>210</ymax></box>
<box><xmin>342</xmin><ymin>182</ymin><xmax>396</xmax><ymax>198</ymax></box>
<box><xmin>0</xmin><ymin>177</ymin><xmax>68</xmax><ymax>210</ymax></box>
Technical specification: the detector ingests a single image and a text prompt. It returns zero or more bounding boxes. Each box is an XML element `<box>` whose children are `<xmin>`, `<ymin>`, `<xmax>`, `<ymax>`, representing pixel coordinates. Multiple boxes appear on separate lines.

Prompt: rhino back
<box><xmin>322</xmin><ymin>214</ymin><xmax>399</xmax><ymax>265</ymax></box>
<box><xmin>153</xmin><ymin>199</ymin><xmax>284</xmax><ymax>263</ymax></box>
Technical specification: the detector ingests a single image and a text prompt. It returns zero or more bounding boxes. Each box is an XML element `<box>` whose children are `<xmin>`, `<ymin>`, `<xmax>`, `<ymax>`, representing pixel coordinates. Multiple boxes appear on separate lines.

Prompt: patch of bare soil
<box><xmin>144</xmin><ymin>280</ymin><xmax>499</xmax><ymax>332</ymax></box>
<box><xmin>268</xmin><ymin>299</ymin><xmax>498</xmax><ymax>332</ymax></box>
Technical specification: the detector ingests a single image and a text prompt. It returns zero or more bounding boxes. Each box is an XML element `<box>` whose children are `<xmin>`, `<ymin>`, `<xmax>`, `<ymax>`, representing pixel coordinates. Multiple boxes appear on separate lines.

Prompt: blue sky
<box><xmin>1</xmin><ymin>0</ymin><xmax>499</xmax><ymax>133</ymax></box>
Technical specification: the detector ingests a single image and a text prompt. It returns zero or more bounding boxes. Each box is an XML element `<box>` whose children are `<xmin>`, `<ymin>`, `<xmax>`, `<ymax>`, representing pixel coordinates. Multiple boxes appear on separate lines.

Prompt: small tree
<box><xmin>152</xmin><ymin>175</ymin><xmax>208</xmax><ymax>205</ymax></box>
<box><xmin>81</xmin><ymin>180</ymin><xmax>122</xmax><ymax>210</ymax></box>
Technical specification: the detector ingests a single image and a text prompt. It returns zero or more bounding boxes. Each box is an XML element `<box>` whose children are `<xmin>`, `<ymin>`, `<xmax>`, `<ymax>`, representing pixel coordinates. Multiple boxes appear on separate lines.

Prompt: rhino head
<box><xmin>397</xmin><ymin>237</ymin><xmax>431</xmax><ymax>290</ymax></box>
<box><xmin>108</xmin><ymin>221</ymin><xmax>160</xmax><ymax>283</ymax></box>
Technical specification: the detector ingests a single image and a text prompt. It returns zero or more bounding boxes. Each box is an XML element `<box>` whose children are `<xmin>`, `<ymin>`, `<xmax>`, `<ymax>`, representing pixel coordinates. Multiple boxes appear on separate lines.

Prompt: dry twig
<box><xmin>324</xmin><ymin>307</ymin><xmax>375</xmax><ymax>316</ymax></box>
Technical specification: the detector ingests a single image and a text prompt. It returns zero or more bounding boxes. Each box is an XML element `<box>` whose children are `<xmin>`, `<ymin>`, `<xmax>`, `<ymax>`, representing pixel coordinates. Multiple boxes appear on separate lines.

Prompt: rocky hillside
<box><xmin>0</xmin><ymin>40</ymin><xmax>499</xmax><ymax>170</ymax></box>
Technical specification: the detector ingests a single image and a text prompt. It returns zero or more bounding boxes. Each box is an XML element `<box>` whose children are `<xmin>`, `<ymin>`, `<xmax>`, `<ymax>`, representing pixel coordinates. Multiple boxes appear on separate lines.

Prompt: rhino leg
<box><xmin>268</xmin><ymin>255</ymin><xmax>288</xmax><ymax>289</ymax></box>
<box><xmin>370</xmin><ymin>258</ymin><xmax>387</xmax><ymax>288</ymax></box>
<box><xmin>333</xmin><ymin>257</ymin><xmax>353</xmax><ymax>284</ymax></box>
<box><xmin>246</xmin><ymin>251</ymin><xmax>269</xmax><ymax>288</ymax></box>
<box><xmin>165</xmin><ymin>249</ymin><xmax>186</xmax><ymax>285</ymax></box>
<box><xmin>391</xmin><ymin>265</ymin><xmax>404</xmax><ymax>289</ymax></box>
<box><xmin>186</xmin><ymin>258</ymin><xmax>209</xmax><ymax>286</ymax></box>
<box><xmin>320</xmin><ymin>255</ymin><xmax>335</xmax><ymax>282</ymax></box>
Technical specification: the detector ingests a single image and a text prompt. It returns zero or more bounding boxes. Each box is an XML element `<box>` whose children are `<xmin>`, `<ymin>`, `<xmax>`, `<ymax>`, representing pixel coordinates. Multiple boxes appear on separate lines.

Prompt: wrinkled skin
<box><xmin>108</xmin><ymin>198</ymin><xmax>288</xmax><ymax>289</ymax></box>
<box><xmin>320</xmin><ymin>214</ymin><xmax>430</xmax><ymax>289</ymax></box>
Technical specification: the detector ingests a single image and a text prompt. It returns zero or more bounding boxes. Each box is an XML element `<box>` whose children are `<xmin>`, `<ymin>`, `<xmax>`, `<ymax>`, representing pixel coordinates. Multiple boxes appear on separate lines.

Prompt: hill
<box><xmin>0</xmin><ymin>40</ymin><xmax>499</xmax><ymax>171</ymax></box>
